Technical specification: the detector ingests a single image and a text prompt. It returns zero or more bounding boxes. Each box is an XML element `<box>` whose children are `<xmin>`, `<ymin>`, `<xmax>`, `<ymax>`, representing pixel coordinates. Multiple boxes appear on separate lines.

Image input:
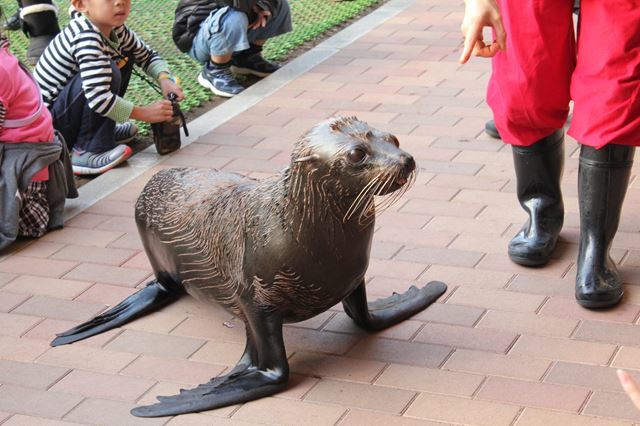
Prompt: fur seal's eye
<box><xmin>347</xmin><ymin>148</ymin><xmax>367</xmax><ymax>164</ymax></box>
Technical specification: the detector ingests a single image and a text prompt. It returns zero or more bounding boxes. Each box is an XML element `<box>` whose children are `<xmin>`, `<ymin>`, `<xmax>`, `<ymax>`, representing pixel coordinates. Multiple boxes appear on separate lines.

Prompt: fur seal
<box><xmin>51</xmin><ymin>116</ymin><xmax>447</xmax><ymax>417</ymax></box>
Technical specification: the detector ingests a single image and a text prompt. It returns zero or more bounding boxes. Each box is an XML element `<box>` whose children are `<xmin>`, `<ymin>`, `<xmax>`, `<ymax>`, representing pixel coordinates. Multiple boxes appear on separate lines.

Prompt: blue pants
<box><xmin>189</xmin><ymin>0</ymin><xmax>292</xmax><ymax>63</ymax></box>
<box><xmin>50</xmin><ymin>53</ymin><xmax>133</xmax><ymax>153</ymax></box>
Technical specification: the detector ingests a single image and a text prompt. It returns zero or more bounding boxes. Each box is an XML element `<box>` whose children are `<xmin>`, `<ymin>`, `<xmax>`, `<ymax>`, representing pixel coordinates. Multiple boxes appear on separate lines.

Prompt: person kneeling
<box><xmin>34</xmin><ymin>0</ymin><xmax>184</xmax><ymax>176</ymax></box>
<box><xmin>173</xmin><ymin>0</ymin><xmax>292</xmax><ymax>97</ymax></box>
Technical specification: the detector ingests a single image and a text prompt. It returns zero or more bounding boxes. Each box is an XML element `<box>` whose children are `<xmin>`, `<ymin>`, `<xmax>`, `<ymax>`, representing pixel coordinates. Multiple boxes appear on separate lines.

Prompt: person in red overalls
<box><xmin>459</xmin><ymin>0</ymin><xmax>638</xmax><ymax>309</ymax></box>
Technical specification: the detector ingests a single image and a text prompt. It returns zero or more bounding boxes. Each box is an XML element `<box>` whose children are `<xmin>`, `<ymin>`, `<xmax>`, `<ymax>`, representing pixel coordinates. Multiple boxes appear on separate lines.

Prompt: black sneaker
<box><xmin>71</xmin><ymin>145</ymin><xmax>133</xmax><ymax>175</ymax></box>
<box><xmin>3</xmin><ymin>10</ymin><xmax>21</xmax><ymax>32</ymax></box>
<box><xmin>197</xmin><ymin>62</ymin><xmax>244</xmax><ymax>97</ymax></box>
<box><xmin>231</xmin><ymin>51</ymin><xmax>280</xmax><ymax>77</ymax></box>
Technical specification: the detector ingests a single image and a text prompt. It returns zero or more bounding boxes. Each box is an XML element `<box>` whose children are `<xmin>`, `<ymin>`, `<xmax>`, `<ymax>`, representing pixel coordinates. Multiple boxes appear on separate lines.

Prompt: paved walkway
<box><xmin>2</xmin><ymin>0</ymin><xmax>640</xmax><ymax>424</ymax></box>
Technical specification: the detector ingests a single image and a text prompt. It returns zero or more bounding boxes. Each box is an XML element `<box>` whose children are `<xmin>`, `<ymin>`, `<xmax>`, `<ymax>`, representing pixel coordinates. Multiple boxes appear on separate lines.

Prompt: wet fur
<box><xmin>135</xmin><ymin>116</ymin><xmax>416</xmax><ymax>322</ymax></box>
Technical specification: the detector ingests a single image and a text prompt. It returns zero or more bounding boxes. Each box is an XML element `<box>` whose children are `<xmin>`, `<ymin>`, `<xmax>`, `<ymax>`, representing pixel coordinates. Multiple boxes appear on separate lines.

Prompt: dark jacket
<box><xmin>172</xmin><ymin>0</ymin><xmax>280</xmax><ymax>52</ymax></box>
<box><xmin>0</xmin><ymin>133</ymin><xmax>77</xmax><ymax>252</ymax></box>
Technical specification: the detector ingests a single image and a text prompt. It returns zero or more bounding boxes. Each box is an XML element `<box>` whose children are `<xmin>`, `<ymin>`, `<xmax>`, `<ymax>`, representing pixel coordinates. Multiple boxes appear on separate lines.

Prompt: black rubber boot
<box><xmin>575</xmin><ymin>144</ymin><xmax>635</xmax><ymax>309</ymax></box>
<box><xmin>508</xmin><ymin>129</ymin><xmax>565</xmax><ymax>266</ymax></box>
<box><xmin>485</xmin><ymin>119</ymin><xmax>501</xmax><ymax>139</ymax></box>
<box><xmin>20</xmin><ymin>0</ymin><xmax>60</xmax><ymax>65</ymax></box>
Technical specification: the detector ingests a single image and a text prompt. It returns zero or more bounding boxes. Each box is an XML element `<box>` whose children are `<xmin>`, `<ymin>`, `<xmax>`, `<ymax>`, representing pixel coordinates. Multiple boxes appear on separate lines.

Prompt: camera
<box><xmin>151</xmin><ymin>92</ymin><xmax>189</xmax><ymax>155</ymax></box>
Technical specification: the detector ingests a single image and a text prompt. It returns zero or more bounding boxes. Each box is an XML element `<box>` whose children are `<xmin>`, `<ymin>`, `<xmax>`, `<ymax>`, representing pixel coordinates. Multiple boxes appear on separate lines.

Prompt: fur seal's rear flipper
<box><xmin>343</xmin><ymin>280</ymin><xmax>447</xmax><ymax>331</ymax></box>
<box><xmin>51</xmin><ymin>280</ymin><xmax>183</xmax><ymax>347</ymax></box>
<box><xmin>131</xmin><ymin>371</ymin><xmax>286</xmax><ymax>417</ymax></box>
<box><xmin>131</xmin><ymin>311</ymin><xmax>288</xmax><ymax>418</ymax></box>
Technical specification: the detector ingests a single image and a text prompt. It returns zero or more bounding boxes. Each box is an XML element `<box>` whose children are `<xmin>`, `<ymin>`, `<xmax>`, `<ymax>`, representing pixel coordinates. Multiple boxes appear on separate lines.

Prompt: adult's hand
<box><xmin>618</xmin><ymin>370</ymin><xmax>640</xmax><ymax>411</ymax></box>
<box><xmin>459</xmin><ymin>0</ymin><xmax>506</xmax><ymax>64</ymax></box>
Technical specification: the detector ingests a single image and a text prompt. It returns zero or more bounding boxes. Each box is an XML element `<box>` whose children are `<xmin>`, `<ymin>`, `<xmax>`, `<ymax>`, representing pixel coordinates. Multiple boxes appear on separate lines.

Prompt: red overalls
<box><xmin>488</xmin><ymin>0</ymin><xmax>640</xmax><ymax>148</ymax></box>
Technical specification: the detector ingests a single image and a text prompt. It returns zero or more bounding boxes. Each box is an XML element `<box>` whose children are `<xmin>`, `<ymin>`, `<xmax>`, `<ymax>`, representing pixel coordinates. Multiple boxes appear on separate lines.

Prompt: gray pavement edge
<box><xmin>63</xmin><ymin>0</ymin><xmax>415</xmax><ymax>221</ymax></box>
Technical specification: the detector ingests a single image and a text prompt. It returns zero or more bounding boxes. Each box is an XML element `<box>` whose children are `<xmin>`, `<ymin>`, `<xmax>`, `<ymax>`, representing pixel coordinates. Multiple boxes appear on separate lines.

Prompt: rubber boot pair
<box><xmin>509</xmin><ymin>130</ymin><xmax>634</xmax><ymax>309</ymax></box>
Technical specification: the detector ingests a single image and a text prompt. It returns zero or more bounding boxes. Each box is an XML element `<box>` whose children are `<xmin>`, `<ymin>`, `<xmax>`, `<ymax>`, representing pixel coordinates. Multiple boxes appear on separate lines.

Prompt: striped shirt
<box><xmin>34</xmin><ymin>15</ymin><xmax>170</xmax><ymax>123</ymax></box>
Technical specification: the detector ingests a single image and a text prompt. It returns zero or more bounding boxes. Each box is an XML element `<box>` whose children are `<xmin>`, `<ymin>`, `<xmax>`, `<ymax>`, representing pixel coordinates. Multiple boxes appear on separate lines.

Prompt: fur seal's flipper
<box><xmin>343</xmin><ymin>280</ymin><xmax>447</xmax><ymax>331</ymax></box>
<box><xmin>51</xmin><ymin>280</ymin><xmax>182</xmax><ymax>347</ymax></box>
<box><xmin>131</xmin><ymin>310</ymin><xmax>288</xmax><ymax>418</ymax></box>
<box><xmin>131</xmin><ymin>370</ymin><xmax>286</xmax><ymax>417</ymax></box>
<box><xmin>166</xmin><ymin>329</ymin><xmax>258</xmax><ymax>400</ymax></box>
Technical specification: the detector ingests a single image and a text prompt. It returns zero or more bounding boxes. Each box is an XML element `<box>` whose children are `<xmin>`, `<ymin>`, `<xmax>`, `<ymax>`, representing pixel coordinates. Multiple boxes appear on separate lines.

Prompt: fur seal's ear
<box><xmin>294</xmin><ymin>154</ymin><xmax>320</xmax><ymax>163</ymax></box>
<box><xmin>329</xmin><ymin>116</ymin><xmax>359</xmax><ymax>132</ymax></box>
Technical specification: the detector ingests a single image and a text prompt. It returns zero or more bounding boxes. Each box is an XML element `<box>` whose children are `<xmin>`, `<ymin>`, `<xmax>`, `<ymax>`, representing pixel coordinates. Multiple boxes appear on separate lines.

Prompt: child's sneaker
<box><xmin>115</xmin><ymin>122</ymin><xmax>138</xmax><ymax>144</ymax></box>
<box><xmin>71</xmin><ymin>145</ymin><xmax>133</xmax><ymax>175</ymax></box>
<box><xmin>197</xmin><ymin>62</ymin><xmax>244</xmax><ymax>98</ymax></box>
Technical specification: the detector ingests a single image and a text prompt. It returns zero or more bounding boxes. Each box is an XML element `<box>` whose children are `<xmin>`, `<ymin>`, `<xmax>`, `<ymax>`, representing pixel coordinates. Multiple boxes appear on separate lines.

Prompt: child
<box><xmin>173</xmin><ymin>0</ymin><xmax>292</xmax><ymax>97</ymax></box>
<box><xmin>34</xmin><ymin>0</ymin><xmax>185</xmax><ymax>175</ymax></box>
<box><xmin>0</xmin><ymin>7</ymin><xmax>76</xmax><ymax>251</ymax></box>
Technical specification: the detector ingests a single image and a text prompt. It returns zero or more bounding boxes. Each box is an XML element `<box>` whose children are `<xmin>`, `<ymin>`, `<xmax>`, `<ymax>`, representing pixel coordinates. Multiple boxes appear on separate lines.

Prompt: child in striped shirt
<box><xmin>34</xmin><ymin>0</ymin><xmax>184</xmax><ymax>175</ymax></box>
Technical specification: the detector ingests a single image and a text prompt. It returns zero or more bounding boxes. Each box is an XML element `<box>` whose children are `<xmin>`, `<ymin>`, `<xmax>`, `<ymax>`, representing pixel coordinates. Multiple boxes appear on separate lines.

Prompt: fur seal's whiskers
<box><xmin>360</xmin><ymin>176</ymin><xmax>388</xmax><ymax>225</ymax></box>
<box><xmin>360</xmin><ymin>167</ymin><xmax>416</xmax><ymax>225</ymax></box>
<box><xmin>344</xmin><ymin>175</ymin><xmax>380</xmax><ymax>222</ymax></box>
<box><xmin>361</xmin><ymin>172</ymin><xmax>390</xmax><ymax>224</ymax></box>
<box><xmin>377</xmin><ymin>172</ymin><xmax>409</xmax><ymax>210</ymax></box>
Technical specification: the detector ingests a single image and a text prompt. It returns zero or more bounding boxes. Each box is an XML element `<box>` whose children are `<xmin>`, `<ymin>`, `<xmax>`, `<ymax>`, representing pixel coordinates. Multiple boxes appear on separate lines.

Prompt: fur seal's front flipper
<box><xmin>51</xmin><ymin>280</ymin><xmax>183</xmax><ymax>347</ymax></box>
<box><xmin>343</xmin><ymin>280</ymin><xmax>447</xmax><ymax>331</ymax></box>
<box><xmin>131</xmin><ymin>310</ymin><xmax>289</xmax><ymax>418</ymax></box>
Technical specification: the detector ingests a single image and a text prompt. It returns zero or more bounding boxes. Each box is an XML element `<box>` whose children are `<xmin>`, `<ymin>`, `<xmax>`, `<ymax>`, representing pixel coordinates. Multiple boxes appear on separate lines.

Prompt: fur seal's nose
<box><xmin>400</xmin><ymin>154</ymin><xmax>415</xmax><ymax>175</ymax></box>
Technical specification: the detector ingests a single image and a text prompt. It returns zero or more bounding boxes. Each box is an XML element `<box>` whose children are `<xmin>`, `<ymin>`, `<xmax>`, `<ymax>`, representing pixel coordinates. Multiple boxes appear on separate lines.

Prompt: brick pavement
<box><xmin>1</xmin><ymin>0</ymin><xmax>640</xmax><ymax>424</ymax></box>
